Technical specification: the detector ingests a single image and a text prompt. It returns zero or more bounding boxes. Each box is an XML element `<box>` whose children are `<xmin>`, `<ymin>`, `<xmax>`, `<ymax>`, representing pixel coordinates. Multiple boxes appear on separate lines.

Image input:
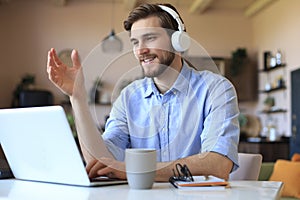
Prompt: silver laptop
<box><xmin>0</xmin><ymin>105</ymin><xmax>126</xmax><ymax>186</ymax></box>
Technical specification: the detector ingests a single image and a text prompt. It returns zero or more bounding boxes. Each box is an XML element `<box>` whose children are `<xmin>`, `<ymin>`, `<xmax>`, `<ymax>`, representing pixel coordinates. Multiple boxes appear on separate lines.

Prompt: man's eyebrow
<box><xmin>143</xmin><ymin>32</ymin><xmax>159</xmax><ymax>37</ymax></box>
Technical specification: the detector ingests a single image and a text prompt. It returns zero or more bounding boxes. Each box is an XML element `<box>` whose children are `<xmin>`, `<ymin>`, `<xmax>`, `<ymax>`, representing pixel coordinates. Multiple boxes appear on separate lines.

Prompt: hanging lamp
<box><xmin>102</xmin><ymin>0</ymin><xmax>123</xmax><ymax>53</ymax></box>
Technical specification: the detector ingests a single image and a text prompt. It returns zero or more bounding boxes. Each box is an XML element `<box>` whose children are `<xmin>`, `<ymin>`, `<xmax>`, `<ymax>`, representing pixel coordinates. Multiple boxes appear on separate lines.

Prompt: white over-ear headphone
<box><xmin>158</xmin><ymin>5</ymin><xmax>190</xmax><ymax>52</ymax></box>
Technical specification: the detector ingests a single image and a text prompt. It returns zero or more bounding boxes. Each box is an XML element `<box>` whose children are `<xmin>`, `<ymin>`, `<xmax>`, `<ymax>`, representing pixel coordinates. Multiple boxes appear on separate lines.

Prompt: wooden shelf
<box><xmin>260</xmin><ymin>109</ymin><xmax>287</xmax><ymax>114</ymax></box>
<box><xmin>259</xmin><ymin>85</ymin><xmax>286</xmax><ymax>93</ymax></box>
<box><xmin>259</xmin><ymin>57</ymin><xmax>287</xmax><ymax>116</ymax></box>
<box><xmin>259</xmin><ymin>63</ymin><xmax>286</xmax><ymax>72</ymax></box>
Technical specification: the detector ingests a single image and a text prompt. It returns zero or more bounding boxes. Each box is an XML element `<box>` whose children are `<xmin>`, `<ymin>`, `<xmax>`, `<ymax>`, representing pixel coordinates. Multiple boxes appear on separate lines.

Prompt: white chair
<box><xmin>229</xmin><ymin>153</ymin><xmax>263</xmax><ymax>180</ymax></box>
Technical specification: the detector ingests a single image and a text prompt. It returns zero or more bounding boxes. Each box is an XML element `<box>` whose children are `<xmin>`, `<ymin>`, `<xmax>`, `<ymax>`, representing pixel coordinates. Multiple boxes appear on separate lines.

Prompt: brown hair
<box><xmin>123</xmin><ymin>3</ymin><xmax>185</xmax><ymax>33</ymax></box>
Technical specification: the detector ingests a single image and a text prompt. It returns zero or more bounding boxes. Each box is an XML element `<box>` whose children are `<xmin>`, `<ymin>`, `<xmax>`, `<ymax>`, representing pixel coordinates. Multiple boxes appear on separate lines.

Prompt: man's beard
<box><xmin>141</xmin><ymin>51</ymin><xmax>175</xmax><ymax>78</ymax></box>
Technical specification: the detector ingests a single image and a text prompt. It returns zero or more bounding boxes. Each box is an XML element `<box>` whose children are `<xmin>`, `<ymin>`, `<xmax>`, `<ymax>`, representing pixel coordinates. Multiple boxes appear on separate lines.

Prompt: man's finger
<box><xmin>51</xmin><ymin>48</ymin><xmax>63</xmax><ymax>66</ymax></box>
<box><xmin>96</xmin><ymin>166</ymin><xmax>113</xmax><ymax>177</ymax></box>
<box><xmin>85</xmin><ymin>159</ymin><xmax>98</xmax><ymax>173</ymax></box>
<box><xmin>87</xmin><ymin>160</ymin><xmax>108</xmax><ymax>178</ymax></box>
<box><xmin>71</xmin><ymin>49</ymin><xmax>81</xmax><ymax>69</ymax></box>
<box><xmin>47</xmin><ymin>49</ymin><xmax>56</xmax><ymax>73</ymax></box>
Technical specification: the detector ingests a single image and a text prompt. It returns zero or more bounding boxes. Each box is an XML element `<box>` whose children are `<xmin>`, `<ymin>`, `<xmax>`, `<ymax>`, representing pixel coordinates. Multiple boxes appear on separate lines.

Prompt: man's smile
<box><xmin>140</xmin><ymin>55</ymin><xmax>157</xmax><ymax>65</ymax></box>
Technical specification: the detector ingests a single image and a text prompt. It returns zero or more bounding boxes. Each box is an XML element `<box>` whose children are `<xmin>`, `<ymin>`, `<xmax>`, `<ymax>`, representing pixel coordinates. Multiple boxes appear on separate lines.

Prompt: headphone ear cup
<box><xmin>171</xmin><ymin>31</ymin><xmax>191</xmax><ymax>52</ymax></box>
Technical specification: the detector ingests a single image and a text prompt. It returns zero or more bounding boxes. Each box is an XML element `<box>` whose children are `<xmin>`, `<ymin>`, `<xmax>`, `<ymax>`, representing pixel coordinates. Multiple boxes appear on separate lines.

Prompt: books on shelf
<box><xmin>170</xmin><ymin>175</ymin><xmax>229</xmax><ymax>191</ymax></box>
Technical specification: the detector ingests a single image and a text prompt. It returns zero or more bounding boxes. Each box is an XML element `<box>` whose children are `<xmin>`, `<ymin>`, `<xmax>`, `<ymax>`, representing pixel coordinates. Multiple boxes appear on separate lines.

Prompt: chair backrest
<box><xmin>229</xmin><ymin>153</ymin><xmax>263</xmax><ymax>180</ymax></box>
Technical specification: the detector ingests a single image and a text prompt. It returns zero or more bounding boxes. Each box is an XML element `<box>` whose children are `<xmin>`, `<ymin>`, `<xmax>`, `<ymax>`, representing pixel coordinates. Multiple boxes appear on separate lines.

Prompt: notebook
<box><xmin>0</xmin><ymin>105</ymin><xmax>127</xmax><ymax>186</ymax></box>
<box><xmin>170</xmin><ymin>175</ymin><xmax>229</xmax><ymax>191</ymax></box>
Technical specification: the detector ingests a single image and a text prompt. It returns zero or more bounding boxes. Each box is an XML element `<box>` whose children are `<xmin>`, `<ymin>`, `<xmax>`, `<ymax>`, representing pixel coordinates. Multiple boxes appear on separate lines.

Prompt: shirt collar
<box><xmin>144</xmin><ymin>78</ymin><xmax>156</xmax><ymax>98</ymax></box>
<box><xmin>171</xmin><ymin>61</ymin><xmax>190</xmax><ymax>96</ymax></box>
<box><xmin>143</xmin><ymin>61</ymin><xmax>191</xmax><ymax>98</ymax></box>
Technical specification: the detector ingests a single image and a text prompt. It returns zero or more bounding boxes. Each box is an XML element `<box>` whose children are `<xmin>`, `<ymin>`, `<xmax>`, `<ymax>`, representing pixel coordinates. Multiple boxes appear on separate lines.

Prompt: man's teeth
<box><xmin>143</xmin><ymin>57</ymin><xmax>155</xmax><ymax>63</ymax></box>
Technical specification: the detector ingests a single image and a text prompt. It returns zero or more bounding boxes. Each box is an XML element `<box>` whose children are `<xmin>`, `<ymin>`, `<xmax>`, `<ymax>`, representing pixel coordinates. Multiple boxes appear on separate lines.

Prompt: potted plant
<box><xmin>230</xmin><ymin>48</ymin><xmax>247</xmax><ymax>76</ymax></box>
<box><xmin>263</xmin><ymin>96</ymin><xmax>275</xmax><ymax>111</ymax></box>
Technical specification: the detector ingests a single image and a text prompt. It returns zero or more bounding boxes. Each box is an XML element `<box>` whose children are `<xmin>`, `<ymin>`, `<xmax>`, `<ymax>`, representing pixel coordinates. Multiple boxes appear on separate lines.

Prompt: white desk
<box><xmin>0</xmin><ymin>179</ymin><xmax>282</xmax><ymax>200</ymax></box>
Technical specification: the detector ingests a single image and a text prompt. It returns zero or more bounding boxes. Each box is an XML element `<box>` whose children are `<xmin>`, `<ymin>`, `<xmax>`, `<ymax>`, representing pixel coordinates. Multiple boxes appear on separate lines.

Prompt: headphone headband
<box><xmin>158</xmin><ymin>4</ymin><xmax>190</xmax><ymax>52</ymax></box>
<box><xmin>158</xmin><ymin>5</ymin><xmax>185</xmax><ymax>32</ymax></box>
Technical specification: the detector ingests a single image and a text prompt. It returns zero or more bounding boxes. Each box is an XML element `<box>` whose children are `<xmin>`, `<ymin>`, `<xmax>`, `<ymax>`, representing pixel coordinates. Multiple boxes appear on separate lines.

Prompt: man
<box><xmin>47</xmin><ymin>3</ymin><xmax>239</xmax><ymax>182</ymax></box>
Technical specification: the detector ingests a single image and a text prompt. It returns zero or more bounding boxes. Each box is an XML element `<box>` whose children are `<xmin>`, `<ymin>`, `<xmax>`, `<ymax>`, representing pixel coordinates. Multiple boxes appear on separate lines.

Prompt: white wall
<box><xmin>251</xmin><ymin>0</ymin><xmax>300</xmax><ymax>137</ymax></box>
<box><xmin>0</xmin><ymin>0</ymin><xmax>253</xmax><ymax>108</ymax></box>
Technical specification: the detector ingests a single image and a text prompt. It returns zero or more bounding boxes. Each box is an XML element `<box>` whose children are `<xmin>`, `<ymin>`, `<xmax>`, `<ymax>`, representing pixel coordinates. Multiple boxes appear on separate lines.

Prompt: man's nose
<box><xmin>135</xmin><ymin>43</ymin><xmax>150</xmax><ymax>55</ymax></box>
<box><xmin>136</xmin><ymin>47</ymin><xmax>149</xmax><ymax>56</ymax></box>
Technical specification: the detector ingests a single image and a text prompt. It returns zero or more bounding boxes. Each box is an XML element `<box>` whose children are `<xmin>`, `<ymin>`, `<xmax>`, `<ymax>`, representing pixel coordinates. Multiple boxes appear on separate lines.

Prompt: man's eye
<box><xmin>131</xmin><ymin>41</ymin><xmax>138</xmax><ymax>46</ymax></box>
<box><xmin>146</xmin><ymin>36</ymin><xmax>156</xmax><ymax>41</ymax></box>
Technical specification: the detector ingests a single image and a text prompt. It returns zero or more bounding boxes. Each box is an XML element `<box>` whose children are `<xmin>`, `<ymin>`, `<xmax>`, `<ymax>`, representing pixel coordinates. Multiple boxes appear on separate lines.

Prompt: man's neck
<box><xmin>153</xmin><ymin>55</ymin><xmax>183</xmax><ymax>94</ymax></box>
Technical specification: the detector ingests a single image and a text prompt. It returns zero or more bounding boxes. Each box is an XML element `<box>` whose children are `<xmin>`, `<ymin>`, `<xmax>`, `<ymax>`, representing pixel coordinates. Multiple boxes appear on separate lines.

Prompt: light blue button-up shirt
<box><xmin>103</xmin><ymin>61</ymin><xmax>240</xmax><ymax>169</ymax></box>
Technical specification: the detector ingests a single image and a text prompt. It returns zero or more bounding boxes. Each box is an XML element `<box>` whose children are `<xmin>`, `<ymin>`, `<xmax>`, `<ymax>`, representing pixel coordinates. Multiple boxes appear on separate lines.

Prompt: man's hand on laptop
<box><xmin>86</xmin><ymin>157</ymin><xmax>127</xmax><ymax>180</ymax></box>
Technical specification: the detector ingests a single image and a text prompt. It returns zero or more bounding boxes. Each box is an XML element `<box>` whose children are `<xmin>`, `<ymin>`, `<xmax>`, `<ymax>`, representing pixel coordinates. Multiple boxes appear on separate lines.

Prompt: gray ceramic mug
<box><xmin>125</xmin><ymin>149</ymin><xmax>157</xmax><ymax>189</ymax></box>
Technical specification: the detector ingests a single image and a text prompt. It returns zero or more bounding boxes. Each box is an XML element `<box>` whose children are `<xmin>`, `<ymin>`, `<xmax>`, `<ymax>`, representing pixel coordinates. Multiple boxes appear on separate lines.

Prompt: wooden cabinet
<box><xmin>185</xmin><ymin>56</ymin><xmax>258</xmax><ymax>102</ymax></box>
<box><xmin>224</xmin><ymin>58</ymin><xmax>258</xmax><ymax>102</ymax></box>
<box><xmin>238</xmin><ymin>139</ymin><xmax>289</xmax><ymax>162</ymax></box>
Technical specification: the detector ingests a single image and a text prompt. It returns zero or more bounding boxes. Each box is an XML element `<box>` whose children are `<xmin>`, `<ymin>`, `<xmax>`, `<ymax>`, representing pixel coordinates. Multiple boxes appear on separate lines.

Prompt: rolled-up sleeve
<box><xmin>200</xmin><ymin>75</ymin><xmax>240</xmax><ymax>171</ymax></box>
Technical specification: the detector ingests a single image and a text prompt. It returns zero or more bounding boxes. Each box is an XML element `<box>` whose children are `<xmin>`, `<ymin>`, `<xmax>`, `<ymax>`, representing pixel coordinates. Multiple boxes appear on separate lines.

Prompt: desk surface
<box><xmin>0</xmin><ymin>179</ymin><xmax>282</xmax><ymax>200</ymax></box>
